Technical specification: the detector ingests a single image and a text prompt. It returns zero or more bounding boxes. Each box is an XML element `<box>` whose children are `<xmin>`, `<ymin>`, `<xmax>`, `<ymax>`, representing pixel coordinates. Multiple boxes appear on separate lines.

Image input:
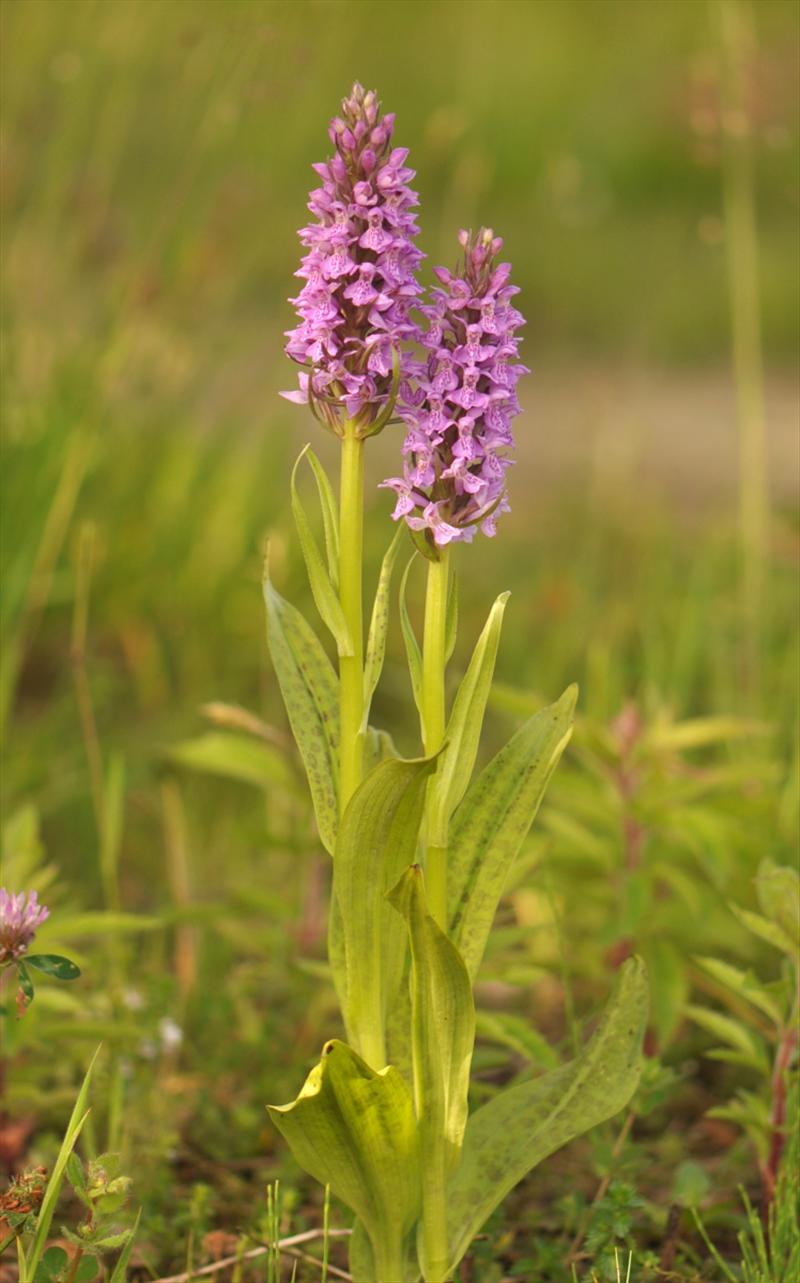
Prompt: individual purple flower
<box><xmin>282</xmin><ymin>83</ymin><xmax>423</xmax><ymax>435</ymax></box>
<box><xmin>381</xmin><ymin>227</ymin><xmax>528</xmax><ymax>546</ymax></box>
<box><xmin>0</xmin><ymin>889</ymin><xmax>49</xmax><ymax>963</ymax></box>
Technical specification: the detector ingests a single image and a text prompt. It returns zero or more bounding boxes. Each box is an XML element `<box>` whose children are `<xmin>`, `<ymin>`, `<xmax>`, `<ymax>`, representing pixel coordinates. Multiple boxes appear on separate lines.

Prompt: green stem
<box><xmin>419</xmin><ymin>551</ymin><xmax>455</xmax><ymax>1279</ymax></box>
<box><xmin>422</xmin><ymin>548</ymin><xmax>450</xmax><ymax>932</ymax></box>
<box><xmin>338</xmin><ymin>424</ymin><xmax>365</xmax><ymax>815</ymax></box>
<box><xmin>420</xmin><ymin>1150</ymin><xmax>451</xmax><ymax>1282</ymax></box>
<box><xmin>375</xmin><ymin>1234</ymin><xmax>410</xmax><ymax>1283</ymax></box>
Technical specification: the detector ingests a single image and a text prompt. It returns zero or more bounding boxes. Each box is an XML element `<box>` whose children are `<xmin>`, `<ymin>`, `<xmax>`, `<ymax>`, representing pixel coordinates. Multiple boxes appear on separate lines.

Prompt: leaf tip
<box><xmin>562</xmin><ymin>682</ymin><xmax>579</xmax><ymax>710</ymax></box>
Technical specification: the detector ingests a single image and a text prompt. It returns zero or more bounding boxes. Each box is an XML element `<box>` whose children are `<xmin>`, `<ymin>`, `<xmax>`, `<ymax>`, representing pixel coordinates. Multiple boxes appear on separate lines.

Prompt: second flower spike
<box><xmin>382</xmin><ymin>228</ymin><xmax>528</xmax><ymax>546</ymax></box>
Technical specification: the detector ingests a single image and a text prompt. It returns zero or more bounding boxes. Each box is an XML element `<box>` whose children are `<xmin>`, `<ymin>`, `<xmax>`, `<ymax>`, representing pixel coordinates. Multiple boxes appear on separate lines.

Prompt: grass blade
<box><xmin>29</xmin><ymin>1045</ymin><xmax>100</xmax><ymax>1272</ymax></box>
<box><xmin>108</xmin><ymin>1207</ymin><xmax>142</xmax><ymax>1283</ymax></box>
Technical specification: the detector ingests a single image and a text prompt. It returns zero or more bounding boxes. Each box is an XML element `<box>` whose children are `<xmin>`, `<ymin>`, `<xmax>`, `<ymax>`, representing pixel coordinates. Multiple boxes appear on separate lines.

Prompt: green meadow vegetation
<box><xmin>2</xmin><ymin>1</ymin><xmax>798</xmax><ymax>1280</ymax></box>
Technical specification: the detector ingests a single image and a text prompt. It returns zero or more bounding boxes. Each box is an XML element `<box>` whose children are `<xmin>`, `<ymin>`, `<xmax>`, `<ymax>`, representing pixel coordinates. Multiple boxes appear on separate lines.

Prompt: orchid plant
<box><xmin>266</xmin><ymin>82</ymin><xmax>648</xmax><ymax>1283</ymax></box>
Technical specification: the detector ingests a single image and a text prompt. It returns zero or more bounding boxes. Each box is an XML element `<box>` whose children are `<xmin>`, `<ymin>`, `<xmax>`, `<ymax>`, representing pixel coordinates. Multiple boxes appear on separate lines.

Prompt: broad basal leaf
<box><xmin>349</xmin><ymin>1218</ymin><xmax>420</xmax><ymax>1283</ymax></box>
<box><xmin>333</xmin><ymin>757</ymin><xmax>434</xmax><ymax>1066</ymax></box>
<box><xmin>268</xmin><ymin>1040</ymin><xmax>420</xmax><ymax>1282</ymax></box>
<box><xmin>264</xmin><ymin>570</ymin><xmax>339</xmax><ymax>853</ymax></box>
<box><xmin>388</xmin><ymin>867</ymin><xmax>475</xmax><ymax>1167</ymax></box>
<box><xmin>446</xmin><ymin>957</ymin><xmax>648</xmax><ymax>1272</ymax></box>
<box><xmin>448</xmin><ymin>684</ymin><xmax>576</xmax><ymax>980</ymax></box>
<box><xmin>389</xmin><ymin>867</ymin><xmax>475</xmax><ymax>1283</ymax></box>
<box><xmin>428</xmin><ymin>592</ymin><xmax>509</xmax><ymax>847</ymax></box>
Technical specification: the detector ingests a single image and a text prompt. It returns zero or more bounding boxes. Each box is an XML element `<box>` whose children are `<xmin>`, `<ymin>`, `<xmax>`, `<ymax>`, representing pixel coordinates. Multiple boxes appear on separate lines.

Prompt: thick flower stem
<box><xmin>375</xmin><ymin>1236</ymin><xmax>410</xmax><ymax>1283</ymax></box>
<box><xmin>420</xmin><ymin>1154</ymin><xmax>451</xmax><ymax>1282</ymax></box>
<box><xmin>338</xmin><ymin>424</ymin><xmax>365</xmax><ymax>816</ymax></box>
<box><xmin>422</xmin><ymin>548</ymin><xmax>450</xmax><ymax>930</ymax></box>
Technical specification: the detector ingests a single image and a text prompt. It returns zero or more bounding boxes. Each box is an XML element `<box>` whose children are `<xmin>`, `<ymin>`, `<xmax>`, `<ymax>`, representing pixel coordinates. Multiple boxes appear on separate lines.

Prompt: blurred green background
<box><xmin>3</xmin><ymin>0</ymin><xmax>798</xmax><ymax>797</ymax></box>
<box><xmin>1</xmin><ymin>1</ymin><xmax>799</xmax><ymax>1270</ymax></box>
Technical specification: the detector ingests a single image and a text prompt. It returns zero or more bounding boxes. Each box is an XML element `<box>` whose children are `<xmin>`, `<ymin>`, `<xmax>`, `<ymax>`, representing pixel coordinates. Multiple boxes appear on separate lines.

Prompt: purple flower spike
<box><xmin>0</xmin><ymin>889</ymin><xmax>49</xmax><ymax>963</ymax></box>
<box><xmin>381</xmin><ymin>228</ymin><xmax>528</xmax><ymax>546</ymax></box>
<box><xmin>282</xmin><ymin>83</ymin><xmax>423</xmax><ymax>436</ymax></box>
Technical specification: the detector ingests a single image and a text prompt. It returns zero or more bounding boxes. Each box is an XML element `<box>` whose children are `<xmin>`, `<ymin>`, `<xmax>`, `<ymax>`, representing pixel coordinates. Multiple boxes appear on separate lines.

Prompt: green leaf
<box><xmin>364</xmin><ymin>724</ymin><xmax>399</xmax><ymax>773</ymax></box>
<box><xmin>445</xmin><ymin>957</ymin><xmax>648</xmax><ymax>1272</ymax></box>
<box><xmin>25</xmin><ymin>954</ymin><xmax>81</xmax><ymax>981</ymax></box>
<box><xmin>349</xmin><ymin>1220</ymin><xmax>377</xmax><ymax>1283</ymax></box>
<box><xmin>304</xmin><ymin>446</ymin><xmax>340</xmax><ymax>588</ymax></box>
<box><xmin>166</xmin><ymin>732</ymin><xmax>293</xmax><ymax>790</ymax></box>
<box><xmin>34</xmin><ymin>1247</ymin><xmax>68</xmax><ymax>1282</ymax></box>
<box><xmin>694</xmin><ymin>955</ymin><xmax>784</xmax><ymax>1027</ymax></box>
<box><xmin>75</xmin><ymin>1256</ymin><xmax>100</xmax><ymax>1282</ymax></box>
<box><xmin>643</xmin><ymin>715</ymin><xmax>769</xmax><ymax>752</ymax></box>
<box><xmin>685</xmin><ymin>1004</ymin><xmax>765</xmax><ymax>1059</ymax></box>
<box><xmin>671</xmin><ymin>1159</ymin><xmax>710</xmax><ymax>1208</ymax></box>
<box><xmin>17</xmin><ymin>960</ymin><xmax>34</xmax><ymax>1005</ymax></box>
<box><xmin>349</xmin><ymin>1218</ymin><xmax>420</xmax><ymax>1283</ymax></box>
<box><xmin>755</xmin><ymin>860</ymin><xmax>799</xmax><ymax>950</ymax></box>
<box><xmin>475</xmin><ymin>1011</ymin><xmax>559</xmax><ymax>1069</ymax></box>
<box><xmin>264</xmin><ymin>570</ymin><xmax>339</xmax><ymax>854</ymax></box>
<box><xmin>388</xmin><ymin>867</ymin><xmax>475</xmax><ymax>1168</ymax></box>
<box><xmin>706</xmin><ymin>1047</ymin><xmax>769</xmax><ymax>1072</ymax></box>
<box><xmin>731</xmin><ymin>905</ymin><xmax>797</xmax><ymax>959</ymax></box>
<box><xmin>291</xmin><ymin>447</ymin><xmax>353</xmax><ymax>656</ymax></box>
<box><xmin>65</xmin><ymin>1151</ymin><xmax>87</xmax><ymax>1197</ymax></box>
<box><xmin>94</xmin><ymin>1229</ymin><xmax>132</xmax><ymax>1249</ymax></box>
<box><xmin>645</xmin><ymin>938</ymin><xmax>688</xmax><ymax>1047</ymax></box>
<box><xmin>448</xmin><ymin>685</ymin><xmax>576</xmax><ymax>980</ymax></box>
<box><xmin>363</xmin><ymin>526</ymin><xmax>403</xmax><ymax>729</ymax></box>
<box><xmin>399</xmin><ymin>555</ymin><xmax>424</xmax><ymax>730</ymax></box>
<box><xmin>108</xmin><ymin>1208</ymin><xmax>141</xmax><ymax>1283</ymax></box>
<box><xmin>43</xmin><ymin>911</ymin><xmax>162</xmax><ymax>938</ymax></box>
<box><xmin>29</xmin><ymin>1046</ymin><xmax>100</xmax><ymax>1275</ymax></box>
<box><xmin>268</xmin><ymin>1040</ymin><xmax>420</xmax><ymax>1282</ymax></box>
<box><xmin>93</xmin><ymin>1191</ymin><xmax>128</xmax><ymax>1216</ymax></box>
<box><xmin>332</xmin><ymin>756</ymin><xmax>435</xmax><ymax>1063</ymax></box>
<box><xmin>429</xmin><ymin>592</ymin><xmax>510</xmax><ymax>846</ymax></box>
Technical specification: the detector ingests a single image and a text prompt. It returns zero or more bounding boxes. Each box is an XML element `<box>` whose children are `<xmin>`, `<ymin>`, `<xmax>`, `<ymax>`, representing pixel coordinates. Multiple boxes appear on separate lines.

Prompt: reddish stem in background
<box><xmin>762</xmin><ymin>1020</ymin><xmax>798</xmax><ymax>1209</ymax></box>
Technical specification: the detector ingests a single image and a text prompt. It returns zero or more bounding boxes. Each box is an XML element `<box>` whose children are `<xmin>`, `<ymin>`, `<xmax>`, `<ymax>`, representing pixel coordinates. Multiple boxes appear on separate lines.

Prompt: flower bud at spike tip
<box><xmin>281</xmin><ymin>82</ymin><xmax>424</xmax><ymax>436</ymax></box>
<box><xmin>381</xmin><ymin>227</ymin><xmax>528</xmax><ymax>546</ymax></box>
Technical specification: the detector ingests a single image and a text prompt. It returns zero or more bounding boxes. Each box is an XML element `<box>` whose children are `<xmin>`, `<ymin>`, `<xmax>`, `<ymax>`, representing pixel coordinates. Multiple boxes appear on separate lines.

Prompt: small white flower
<box><xmin>159</xmin><ymin>1016</ymin><xmax>183</xmax><ymax>1051</ymax></box>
